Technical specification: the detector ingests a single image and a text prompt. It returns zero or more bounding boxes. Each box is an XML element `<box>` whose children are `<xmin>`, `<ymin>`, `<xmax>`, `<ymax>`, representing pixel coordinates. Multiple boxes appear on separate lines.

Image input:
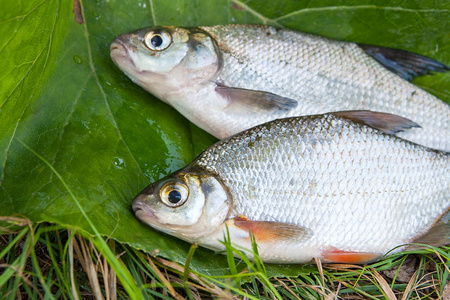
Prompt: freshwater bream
<box><xmin>110</xmin><ymin>24</ymin><xmax>450</xmax><ymax>151</ymax></box>
<box><xmin>132</xmin><ymin>111</ymin><xmax>450</xmax><ymax>264</ymax></box>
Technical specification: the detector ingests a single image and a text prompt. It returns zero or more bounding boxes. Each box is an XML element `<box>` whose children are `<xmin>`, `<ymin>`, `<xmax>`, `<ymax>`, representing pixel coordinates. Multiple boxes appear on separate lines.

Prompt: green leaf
<box><xmin>1</xmin><ymin>0</ymin><xmax>448</xmax><ymax>277</ymax></box>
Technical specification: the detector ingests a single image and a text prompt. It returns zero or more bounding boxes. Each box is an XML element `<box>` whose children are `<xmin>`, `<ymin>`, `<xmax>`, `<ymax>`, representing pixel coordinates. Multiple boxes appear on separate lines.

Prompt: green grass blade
<box><xmin>17</xmin><ymin>140</ymin><xmax>141</xmax><ymax>299</ymax></box>
<box><xmin>0</xmin><ymin>226</ymin><xmax>29</xmax><ymax>260</ymax></box>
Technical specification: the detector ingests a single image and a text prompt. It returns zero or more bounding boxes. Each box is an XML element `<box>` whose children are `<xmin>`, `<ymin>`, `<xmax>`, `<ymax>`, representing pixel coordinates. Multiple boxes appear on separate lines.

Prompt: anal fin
<box><xmin>215</xmin><ymin>84</ymin><xmax>298</xmax><ymax>114</ymax></box>
<box><xmin>332</xmin><ymin>110</ymin><xmax>420</xmax><ymax>135</ymax></box>
<box><xmin>322</xmin><ymin>248</ymin><xmax>381</xmax><ymax>264</ymax></box>
<box><xmin>359</xmin><ymin>44</ymin><xmax>450</xmax><ymax>82</ymax></box>
<box><xmin>232</xmin><ymin>216</ymin><xmax>310</xmax><ymax>243</ymax></box>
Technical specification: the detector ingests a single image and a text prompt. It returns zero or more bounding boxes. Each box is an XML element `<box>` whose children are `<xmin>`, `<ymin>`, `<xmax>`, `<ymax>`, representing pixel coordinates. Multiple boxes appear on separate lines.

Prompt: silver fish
<box><xmin>110</xmin><ymin>24</ymin><xmax>450</xmax><ymax>152</ymax></box>
<box><xmin>132</xmin><ymin>111</ymin><xmax>450</xmax><ymax>264</ymax></box>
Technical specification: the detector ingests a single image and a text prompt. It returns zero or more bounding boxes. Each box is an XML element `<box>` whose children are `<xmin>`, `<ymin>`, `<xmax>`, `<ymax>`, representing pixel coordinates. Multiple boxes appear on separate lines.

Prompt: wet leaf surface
<box><xmin>0</xmin><ymin>0</ymin><xmax>448</xmax><ymax>276</ymax></box>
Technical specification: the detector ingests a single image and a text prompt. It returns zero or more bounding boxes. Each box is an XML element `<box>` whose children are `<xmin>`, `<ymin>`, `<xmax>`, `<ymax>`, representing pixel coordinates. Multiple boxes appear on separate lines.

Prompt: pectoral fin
<box><xmin>215</xmin><ymin>84</ymin><xmax>297</xmax><ymax>114</ymax></box>
<box><xmin>321</xmin><ymin>248</ymin><xmax>382</xmax><ymax>264</ymax></box>
<box><xmin>332</xmin><ymin>110</ymin><xmax>420</xmax><ymax>135</ymax></box>
<box><xmin>232</xmin><ymin>216</ymin><xmax>310</xmax><ymax>243</ymax></box>
<box><xmin>408</xmin><ymin>209</ymin><xmax>450</xmax><ymax>249</ymax></box>
<box><xmin>359</xmin><ymin>44</ymin><xmax>450</xmax><ymax>82</ymax></box>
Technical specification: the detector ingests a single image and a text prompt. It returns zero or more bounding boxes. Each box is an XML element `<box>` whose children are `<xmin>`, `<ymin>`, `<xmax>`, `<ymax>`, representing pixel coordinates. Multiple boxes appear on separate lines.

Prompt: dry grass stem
<box><xmin>273</xmin><ymin>277</ymin><xmax>302</xmax><ymax>300</ymax></box>
<box><xmin>1</xmin><ymin>220</ymin><xmax>448</xmax><ymax>299</ymax></box>
<box><xmin>17</xmin><ymin>270</ymin><xmax>43</xmax><ymax>299</ymax></box>
<box><xmin>108</xmin><ymin>241</ymin><xmax>117</xmax><ymax>300</ymax></box>
<box><xmin>401</xmin><ymin>268</ymin><xmax>419</xmax><ymax>300</ymax></box>
<box><xmin>156</xmin><ymin>257</ymin><xmax>236</xmax><ymax>299</ymax></box>
<box><xmin>371</xmin><ymin>268</ymin><xmax>396</xmax><ymax>300</ymax></box>
<box><xmin>433</xmin><ymin>249</ymin><xmax>450</xmax><ymax>274</ymax></box>
<box><xmin>146</xmin><ymin>255</ymin><xmax>184</xmax><ymax>300</ymax></box>
<box><xmin>0</xmin><ymin>216</ymin><xmax>33</xmax><ymax>229</ymax></box>
<box><xmin>69</xmin><ymin>235</ymin><xmax>80</xmax><ymax>300</ymax></box>
<box><xmin>299</xmin><ymin>284</ymin><xmax>336</xmax><ymax>298</ymax></box>
<box><xmin>315</xmin><ymin>257</ymin><xmax>326</xmax><ymax>293</ymax></box>
<box><xmin>73</xmin><ymin>237</ymin><xmax>104</xmax><ymax>299</ymax></box>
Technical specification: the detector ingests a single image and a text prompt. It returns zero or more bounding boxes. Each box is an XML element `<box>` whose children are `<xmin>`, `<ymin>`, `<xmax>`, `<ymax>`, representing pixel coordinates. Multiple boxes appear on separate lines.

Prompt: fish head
<box><xmin>132</xmin><ymin>166</ymin><xmax>232</xmax><ymax>241</ymax></box>
<box><xmin>110</xmin><ymin>26</ymin><xmax>222</xmax><ymax>102</ymax></box>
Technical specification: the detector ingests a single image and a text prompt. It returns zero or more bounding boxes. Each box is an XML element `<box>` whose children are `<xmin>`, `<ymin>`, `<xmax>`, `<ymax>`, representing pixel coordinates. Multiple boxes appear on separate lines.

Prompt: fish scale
<box><xmin>193</xmin><ymin>114</ymin><xmax>448</xmax><ymax>257</ymax></box>
<box><xmin>197</xmin><ymin>25</ymin><xmax>449</xmax><ymax>150</ymax></box>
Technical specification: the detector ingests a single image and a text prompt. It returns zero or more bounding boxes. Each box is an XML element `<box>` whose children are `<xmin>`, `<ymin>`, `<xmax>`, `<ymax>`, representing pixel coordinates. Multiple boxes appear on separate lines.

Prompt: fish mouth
<box><xmin>110</xmin><ymin>39</ymin><xmax>153</xmax><ymax>80</ymax></box>
<box><xmin>132</xmin><ymin>196</ymin><xmax>156</xmax><ymax>221</ymax></box>
<box><xmin>110</xmin><ymin>39</ymin><xmax>140</xmax><ymax>73</ymax></box>
<box><xmin>110</xmin><ymin>40</ymin><xmax>129</xmax><ymax>62</ymax></box>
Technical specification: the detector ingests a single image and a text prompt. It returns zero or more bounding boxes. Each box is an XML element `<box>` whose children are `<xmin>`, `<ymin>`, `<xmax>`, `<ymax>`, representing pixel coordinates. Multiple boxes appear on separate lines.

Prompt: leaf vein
<box><xmin>230</xmin><ymin>0</ymin><xmax>280</xmax><ymax>26</ymax></box>
<box><xmin>274</xmin><ymin>5</ymin><xmax>450</xmax><ymax>22</ymax></box>
<box><xmin>149</xmin><ymin>0</ymin><xmax>157</xmax><ymax>26</ymax></box>
<box><xmin>0</xmin><ymin>17</ymin><xmax>26</xmax><ymax>52</ymax></box>
<box><xmin>79</xmin><ymin>0</ymin><xmax>146</xmax><ymax>183</ymax></box>
<box><xmin>47</xmin><ymin>73</ymin><xmax>93</xmax><ymax>186</ymax></box>
<box><xmin>0</xmin><ymin>0</ymin><xmax>49</xmax><ymax>24</ymax></box>
<box><xmin>0</xmin><ymin>0</ymin><xmax>60</xmax><ymax>189</ymax></box>
<box><xmin>0</xmin><ymin>47</ymin><xmax>48</xmax><ymax>185</ymax></box>
<box><xmin>0</xmin><ymin>44</ymin><xmax>47</xmax><ymax>109</ymax></box>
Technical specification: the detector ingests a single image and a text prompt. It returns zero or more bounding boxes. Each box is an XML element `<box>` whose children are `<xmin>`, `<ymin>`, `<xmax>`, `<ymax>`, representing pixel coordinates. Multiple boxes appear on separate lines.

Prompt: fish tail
<box><xmin>358</xmin><ymin>44</ymin><xmax>450</xmax><ymax>82</ymax></box>
<box><xmin>409</xmin><ymin>209</ymin><xmax>450</xmax><ymax>249</ymax></box>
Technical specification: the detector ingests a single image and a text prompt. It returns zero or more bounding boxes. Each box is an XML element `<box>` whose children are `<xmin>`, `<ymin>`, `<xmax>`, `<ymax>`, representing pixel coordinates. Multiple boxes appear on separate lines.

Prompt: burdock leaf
<box><xmin>0</xmin><ymin>0</ymin><xmax>448</xmax><ymax>277</ymax></box>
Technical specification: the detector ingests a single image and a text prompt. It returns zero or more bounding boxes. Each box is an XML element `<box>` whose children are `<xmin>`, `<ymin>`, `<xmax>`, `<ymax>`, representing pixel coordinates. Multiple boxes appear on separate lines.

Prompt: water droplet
<box><xmin>113</xmin><ymin>157</ymin><xmax>125</xmax><ymax>169</ymax></box>
<box><xmin>73</xmin><ymin>55</ymin><xmax>82</xmax><ymax>64</ymax></box>
<box><xmin>81</xmin><ymin>120</ymin><xmax>90</xmax><ymax>130</ymax></box>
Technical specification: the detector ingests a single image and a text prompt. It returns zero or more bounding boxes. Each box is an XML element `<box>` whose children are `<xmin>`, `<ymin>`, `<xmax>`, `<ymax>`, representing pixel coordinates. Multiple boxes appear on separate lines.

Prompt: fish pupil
<box><xmin>151</xmin><ymin>35</ymin><xmax>163</xmax><ymax>48</ymax></box>
<box><xmin>168</xmin><ymin>190</ymin><xmax>182</xmax><ymax>203</ymax></box>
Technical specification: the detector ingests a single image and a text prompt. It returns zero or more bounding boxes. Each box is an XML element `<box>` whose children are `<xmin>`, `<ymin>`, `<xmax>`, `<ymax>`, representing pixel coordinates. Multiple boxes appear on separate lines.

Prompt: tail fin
<box><xmin>359</xmin><ymin>44</ymin><xmax>450</xmax><ymax>82</ymax></box>
<box><xmin>409</xmin><ymin>209</ymin><xmax>450</xmax><ymax>249</ymax></box>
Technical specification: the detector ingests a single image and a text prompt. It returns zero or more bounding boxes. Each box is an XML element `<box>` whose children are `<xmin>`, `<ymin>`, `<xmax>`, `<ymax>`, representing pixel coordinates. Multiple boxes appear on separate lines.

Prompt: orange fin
<box><xmin>322</xmin><ymin>248</ymin><xmax>381</xmax><ymax>264</ymax></box>
<box><xmin>233</xmin><ymin>216</ymin><xmax>310</xmax><ymax>243</ymax></box>
<box><xmin>332</xmin><ymin>111</ymin><xmax>420</xmax><ymax>135</ymax></box>
<box><xmin>409</xmin><ymin>209</ymin><xmax>450</xmax><ymax>249</ymax></box>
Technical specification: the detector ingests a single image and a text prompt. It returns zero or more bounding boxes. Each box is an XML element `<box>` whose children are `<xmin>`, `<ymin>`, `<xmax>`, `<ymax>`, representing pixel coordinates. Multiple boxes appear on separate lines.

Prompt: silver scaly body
<box><xmin>111</xmin><ymin>24</ymin><xmax>450</xmax><ymax>151</ymax></box>
<box><xmin>133</xmin><ymin>112</ymin><xmax>449</xmax><ymax>263</ymax></box>
<box><xmin>200</xmin><ymin>25</ymin><xmax>449</xmax><ymax>150</ymax></box>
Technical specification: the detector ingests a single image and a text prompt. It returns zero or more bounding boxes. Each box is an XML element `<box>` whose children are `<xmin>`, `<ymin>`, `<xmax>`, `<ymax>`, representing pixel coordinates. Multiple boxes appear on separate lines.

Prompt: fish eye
<box><xmin>160</xmin><ymin>180</ymin><xmax>189</xmax><ymax>207</ymax></box>
<box><xmin>144</xmin><ymin>30</ymin><xmax>172</xmax><ymax>51</ymax></box>
<box><xmin>168</xmin><ymin>190</ymin><xmax>182</xmax><ymax>203</ymax></box>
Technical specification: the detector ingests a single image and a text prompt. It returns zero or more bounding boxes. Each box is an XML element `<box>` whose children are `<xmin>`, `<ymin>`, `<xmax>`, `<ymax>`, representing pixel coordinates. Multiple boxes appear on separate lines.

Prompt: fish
<box><xmin>110</xmin><ymin>24</ymin><xmax>450</xmax><ymax>152</ymax></box>
<box><xmin>132</xmin><ymin>111</ymin><xmax>450</xmax><ymax>264</ymax></box>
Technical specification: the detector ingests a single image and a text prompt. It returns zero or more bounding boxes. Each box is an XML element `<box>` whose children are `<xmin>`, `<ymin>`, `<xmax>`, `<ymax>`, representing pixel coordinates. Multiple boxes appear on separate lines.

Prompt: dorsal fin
<box><xmin>359</xmin><ymin>44</ymin><xmax>450</xmax><ymax>82</ymax></box>
<box><xmin>332</xmin><ymin>110</ymin><xmax>421</xmax><ymax>135</ymax></box>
